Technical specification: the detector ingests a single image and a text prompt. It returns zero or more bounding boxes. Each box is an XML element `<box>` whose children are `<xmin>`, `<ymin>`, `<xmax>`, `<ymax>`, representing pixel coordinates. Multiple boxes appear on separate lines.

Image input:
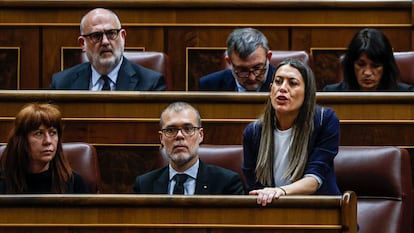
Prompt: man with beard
<box><xmin>132</xmin><ymin>102</ymin><xmax>245</xmax><ymax>195</ymax></box>
<box><xmin>50</xmin><ymin>8</ymin><xmax>166</xmax><ymax>91</ymax></box>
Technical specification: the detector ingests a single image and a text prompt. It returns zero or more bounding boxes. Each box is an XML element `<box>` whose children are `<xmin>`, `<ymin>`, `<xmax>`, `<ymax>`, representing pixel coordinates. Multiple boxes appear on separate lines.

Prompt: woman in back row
<box><xmin>323</xmin><ymin>28</ymin><xmax>414</xmax><ymax>91</ymax></box>
<box><xmin>0</xmin><ymin>103</ymin><xmax>89</xmax><ymax>194</ymax></box>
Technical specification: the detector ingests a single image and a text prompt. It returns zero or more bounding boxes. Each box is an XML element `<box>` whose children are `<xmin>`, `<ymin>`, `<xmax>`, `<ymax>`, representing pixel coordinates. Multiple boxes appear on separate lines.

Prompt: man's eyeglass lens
<box><xmin>234</xmin><ymin>68</ymin><xmax>266</xmax><ymax>78</ymax></box>
<box><xmin>82</xmin><ymin>29</ymin><xmax>121</xmax><ymax>43</ymax></box>
<box><xmin>161</xmin><ymin>127</ymin><xmax>200</xmax><ymax>137</ymax></box>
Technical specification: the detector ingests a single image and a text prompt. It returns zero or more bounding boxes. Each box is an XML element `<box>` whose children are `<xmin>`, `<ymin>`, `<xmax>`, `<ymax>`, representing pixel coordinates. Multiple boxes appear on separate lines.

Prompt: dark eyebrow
<box><xmin>165</xmin><ymin>123</ymin><xmax>195</xmax><ymax>128</ymax></box>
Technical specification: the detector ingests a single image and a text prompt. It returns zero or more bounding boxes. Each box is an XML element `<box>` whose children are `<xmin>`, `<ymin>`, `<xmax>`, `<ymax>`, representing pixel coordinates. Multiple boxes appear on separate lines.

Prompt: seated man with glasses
<box><xmin>50</xmin><ymin>8</ymin><xmax>166</xmax><ymax>91</ymax></box>
<box><xmin>199</xmin><ymin>28</ymin><xmax>275</xmax><ymax>92</ymax></box>
<box><xmin>132</xmin><ymin>101</ymin><xmax>245</xmax><ymax>195</ymax></box>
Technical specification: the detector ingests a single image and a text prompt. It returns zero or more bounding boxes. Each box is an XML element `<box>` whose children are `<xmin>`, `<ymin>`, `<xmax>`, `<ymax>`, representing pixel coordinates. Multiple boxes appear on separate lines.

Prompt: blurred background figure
<box><xmin>323</xmin><ymin>28</ymin><xmax>413</xmax><ymax>91</ymax></box>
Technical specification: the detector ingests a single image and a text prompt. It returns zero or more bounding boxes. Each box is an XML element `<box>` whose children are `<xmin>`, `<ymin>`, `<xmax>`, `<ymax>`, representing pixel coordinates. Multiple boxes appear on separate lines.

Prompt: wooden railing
<box><xmin>0</xmin><ymin>91</ymin><xmax>413</xmax><ymax>144</ymax></box>
<box><xmin>0</xmin><ymin>191</ymin><xmax>357</xmax><ymax>233</ymax></box>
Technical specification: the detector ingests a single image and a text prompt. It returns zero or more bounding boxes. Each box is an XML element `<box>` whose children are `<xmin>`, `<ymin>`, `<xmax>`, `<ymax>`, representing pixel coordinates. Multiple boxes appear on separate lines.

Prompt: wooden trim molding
<box><xmin>0</xmin><ymin>192</ymin><xmax>357</xmax><ymax>232</ymax></box>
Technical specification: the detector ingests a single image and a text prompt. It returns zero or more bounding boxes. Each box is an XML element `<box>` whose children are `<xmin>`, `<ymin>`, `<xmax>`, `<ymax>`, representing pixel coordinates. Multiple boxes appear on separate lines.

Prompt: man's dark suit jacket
<box><xmin>132</xmin><ymin>160</ymin><xmax>245</xmax><ymax>194</ymax></box>
<box><xmin>50</xmin><ymin>57</ymin><xmax>166</xmax><ymax>90</ymax></box>
<box><xmin>198</xmin><ymin>65</ymin><xmax>275</xmax><ymax>91</ymax></box>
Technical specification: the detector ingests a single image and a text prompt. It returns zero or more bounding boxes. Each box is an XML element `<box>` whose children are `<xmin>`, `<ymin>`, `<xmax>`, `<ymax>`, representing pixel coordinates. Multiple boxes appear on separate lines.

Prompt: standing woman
<box><xmin>243</xmin><ymin>58</ymin><xmax>341</xmax><ymax>206</ymax></box>
<box><xmin>0</xmin><ymin>103</ymin><xmax>89</xmax><ymax>194</ymax></box>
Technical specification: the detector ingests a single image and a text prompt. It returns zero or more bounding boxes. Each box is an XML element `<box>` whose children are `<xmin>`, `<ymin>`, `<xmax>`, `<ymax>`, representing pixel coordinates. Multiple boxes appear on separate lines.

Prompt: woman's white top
<box><xmin>273</xmin><ymin>127</ymin><xmax>293</xmax><ymax>187</ymax></box>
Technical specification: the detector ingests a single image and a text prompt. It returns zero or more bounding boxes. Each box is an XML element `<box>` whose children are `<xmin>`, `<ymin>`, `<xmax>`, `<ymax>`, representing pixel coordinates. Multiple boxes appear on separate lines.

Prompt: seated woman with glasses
<box><xmin>199</xmin><ymin>27</ymin><xmax>275</xmax><ymax>92</ymax></box>
<box><xmin>131</xmin><ymin>101</ymin><xmax>245</xmax><ymax>195</ymax></box>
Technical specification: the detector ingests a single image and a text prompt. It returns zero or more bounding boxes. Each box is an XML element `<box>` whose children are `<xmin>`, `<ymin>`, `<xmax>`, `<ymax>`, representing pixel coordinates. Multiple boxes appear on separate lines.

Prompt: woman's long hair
<box><xmin>255</xmin><ymin>58</ymin><xmax>316</xmax><ymax>186</ymax></box>
<box><xmin>0</xmin><ymin>103</ymin><xmax>72</xmax><ymax>193</ymax></box>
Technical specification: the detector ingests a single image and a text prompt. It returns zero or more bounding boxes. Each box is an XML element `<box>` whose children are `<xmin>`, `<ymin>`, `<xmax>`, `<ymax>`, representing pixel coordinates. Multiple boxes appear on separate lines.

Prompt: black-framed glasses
<box><xmin>232</xmin><ymin>60</ymin><xmax>268</xmax><ymax>79</ymax></box>
<box><xmin>161</xmin><ymin>126</ymin><xmax>201</xmax><ymax>138</ymax></box>
<box><xmin>81</xmin><ymin>29</ymin><xmax>122</xmax><ymax>43</ymax></box>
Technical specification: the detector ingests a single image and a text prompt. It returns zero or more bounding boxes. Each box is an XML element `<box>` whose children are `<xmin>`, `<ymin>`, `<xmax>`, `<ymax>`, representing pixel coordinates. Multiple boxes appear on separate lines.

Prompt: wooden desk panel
<box><xmin>0</xmin><ymin>91</ymin><xmax>413</xmax><ymax>144</ymax></box>
<box><xmin>0</xmin><ymin>1</ymin><xmax>412</xmax><ymax>90</ymax></box>
<box><xmin>0</xmin><ymin>91</ymin><xmax>413</xmax><ymax>117</ymax></box>
<box><xmin>0</xmin><ymin>192</ymin><xmax>357</xmax><ymax>233</ymax></box>
<box><xmin>0</xmin><ymin>1</ymin><xmax>410</xmax><ymax>25</ymax></box>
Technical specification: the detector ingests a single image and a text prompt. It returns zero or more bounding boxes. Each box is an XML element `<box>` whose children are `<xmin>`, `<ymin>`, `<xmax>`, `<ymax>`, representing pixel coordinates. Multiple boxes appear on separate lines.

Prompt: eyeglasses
<box><xmin>81</xmin><ymin>29</ymin><xmax>122</xmax><ymax>43</ymax></box>
<box><xmin>161</xmin><ymin>126</ymin><xmax>201</xmax><ymax>138</ymax></box>
<box><xmin>232</xmin><ymin>60</ymin><xmax>268</xmax><ymax>79</ymax></box>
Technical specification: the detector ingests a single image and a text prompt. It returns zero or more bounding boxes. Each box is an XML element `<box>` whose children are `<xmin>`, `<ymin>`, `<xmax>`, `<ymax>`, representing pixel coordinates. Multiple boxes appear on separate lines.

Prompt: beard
<box><xmin>168</xmin><ymin>151</ymin><xmax>196</xmax><ymax>167</ymax></box>
<box><xmin>85</xmin><ymin>43</ymin><xmax>124</xmax><ymax>73</ymax></box>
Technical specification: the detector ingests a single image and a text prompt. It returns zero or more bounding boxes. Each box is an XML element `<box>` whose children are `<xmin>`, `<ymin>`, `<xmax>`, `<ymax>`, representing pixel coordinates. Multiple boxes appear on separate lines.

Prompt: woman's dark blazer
<box><xmin>242</xmin><ymin>105</ymin><xmax>341</xmax><ymax>195</ymax></box>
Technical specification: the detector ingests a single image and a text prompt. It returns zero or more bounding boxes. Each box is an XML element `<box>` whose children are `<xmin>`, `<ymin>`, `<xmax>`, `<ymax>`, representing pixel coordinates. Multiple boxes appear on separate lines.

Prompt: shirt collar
<box><xmin>91</xmin><ymin>57</ymin><xmax>123</xmax><ymax>87</ymax></box>
<box><xmin>169</xmin><ymin>159</ymin><xmax>199</xmax><ymax>181</ymax></box>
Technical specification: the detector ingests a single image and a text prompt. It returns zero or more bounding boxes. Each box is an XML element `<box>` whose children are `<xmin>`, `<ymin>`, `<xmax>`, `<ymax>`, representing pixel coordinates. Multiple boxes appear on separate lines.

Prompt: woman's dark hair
<box><xmin>342</xmin><ymin>28</ymin><xmax>399</xmax><ymax>90</ymax></box>
<box><xmin>0</xmin><ymin>103</ymin><xmax>72</xmax><ymax>193</ymax></box>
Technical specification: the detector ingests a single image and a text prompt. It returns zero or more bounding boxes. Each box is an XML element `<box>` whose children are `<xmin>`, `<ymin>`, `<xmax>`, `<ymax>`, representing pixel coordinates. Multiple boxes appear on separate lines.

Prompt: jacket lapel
<box><xmin>153</xmin><ymin>167</ymin><xmax>170</xmax><ymax>194</ymax></box>
<box><xmin>115</xmin><ymin>58</ymin><xmax>139</xmax><ymax>90</ymax></box>
<box><xmin>73</xmin><ymin>64</ymin><xmax>92</xmax><ymax>90</ymax></box>
<box><xmin>223</xmin><ymin>70</ymin><xmax>238</xmax><ymax>91</ymax></box>
<box><xmin>194</xmin><ymin>161</ymin><xmax>211</xmax><ymax>194</ymax></box>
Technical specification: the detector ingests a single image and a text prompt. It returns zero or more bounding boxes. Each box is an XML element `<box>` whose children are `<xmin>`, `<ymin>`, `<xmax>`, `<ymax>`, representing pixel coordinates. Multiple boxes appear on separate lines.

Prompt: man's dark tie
<box><xmin>173</xmin><ymin>173</ymin><xmax>188</xmax><ymax>194</ymax></box>
<box><xmin>101</xmin><ymin>75</ymin><xmax>111</xmax><ymax>91</ymax></box>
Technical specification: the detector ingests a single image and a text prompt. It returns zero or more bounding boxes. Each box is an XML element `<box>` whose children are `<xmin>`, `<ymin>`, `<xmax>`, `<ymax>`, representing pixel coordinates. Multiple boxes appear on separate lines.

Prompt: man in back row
<box><xmin>199</xmin><ymin>28</ymin><xmax>275</xmax><ymax>92</ymax></box>
<box><xmin>50</xmin><ymin>8</ymin><xmax>166</xmax><ymax>91</ymax></box>
<box><xmin>132</xmin><ymin>102</ymin><xmax>245</xmax><ymax>195</ymax></box>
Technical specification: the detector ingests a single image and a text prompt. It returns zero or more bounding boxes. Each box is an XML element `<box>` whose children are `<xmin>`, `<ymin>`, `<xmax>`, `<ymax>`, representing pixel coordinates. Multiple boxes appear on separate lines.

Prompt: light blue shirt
<box><xmin>168</xmin><ymin>159</ymin><xmax>199</xmax><ymax>195</ymax></box>
<box><xmin>89</xmin><ymin>57</ymin><xmax>123</xmax><ymax>91</ymax></box>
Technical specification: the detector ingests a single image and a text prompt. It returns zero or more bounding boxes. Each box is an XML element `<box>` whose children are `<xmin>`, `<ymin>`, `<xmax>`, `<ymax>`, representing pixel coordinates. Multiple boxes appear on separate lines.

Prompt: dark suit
<box><xmin>132</xmin><ymin>160</ymin><xmax>245</xmax><ymax>194</ymax></box>
<box><xmin>50</xmin><ymin>57</ymin><xmax>166</xmax><ymax>90</ymax></box>
<box><xmin>198</xmin><ymin>65</ymin><xmax>275</xmax><ymax>91</ymax></box>
<box><xmin>322</xmin><ymin>81</ymin><xmax>414</xmax><ymax>91</ymax></box>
